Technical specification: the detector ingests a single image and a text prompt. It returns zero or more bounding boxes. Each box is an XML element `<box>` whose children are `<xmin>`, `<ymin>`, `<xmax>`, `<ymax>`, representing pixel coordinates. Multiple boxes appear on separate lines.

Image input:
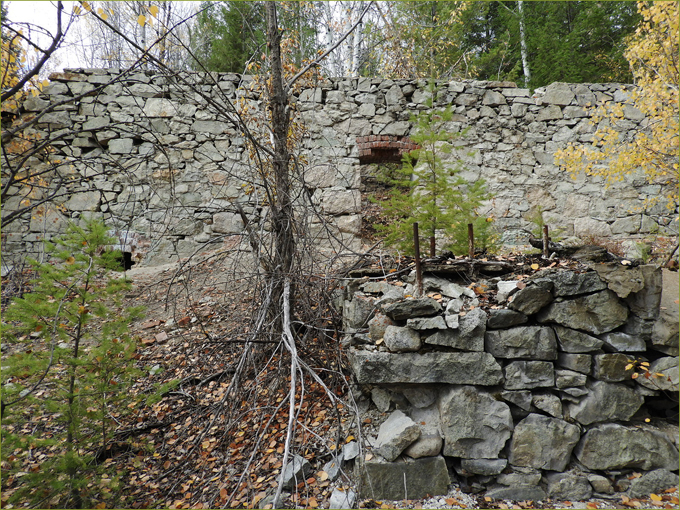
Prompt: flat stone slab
<box><xmin>349</xmin><ymin>350</ymin><xmax>503</xmax><ymax>385</ymax></box>
<box><xmin>575</xmin><ymin>423</ymin><xmax>679</xmax><ymax>471</ymax></box>
<box><xmin>485</xmin><ymin>326</ymin><xmax>557</xmax><ymax>360</ymax></box>
<box><xmin>358</xmin><ymin>455</ymin><xmax>450</xmax><ymax>500</ymax></box>
<box><xmin>537</xmin><ymin>290</ymin><xmax>628</xmax><ymax>335</ymax></box>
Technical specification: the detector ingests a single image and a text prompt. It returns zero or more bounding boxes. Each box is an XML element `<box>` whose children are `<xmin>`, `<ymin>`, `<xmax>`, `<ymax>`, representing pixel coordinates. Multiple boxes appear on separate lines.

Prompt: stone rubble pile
<box><xmin>340</xmin><ymin>262</ymin><xmax>678</xmax><ymax>501</ymax></box>
<box><xmin>3</xmin><ymin>70</ymin><xmax>676</xmax><ymax>266</ymax></box>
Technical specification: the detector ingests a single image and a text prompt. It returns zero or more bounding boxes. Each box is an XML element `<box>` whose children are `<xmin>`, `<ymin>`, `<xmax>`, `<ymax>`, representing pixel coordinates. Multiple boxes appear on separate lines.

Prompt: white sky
<box><xmin>6</xmin><ymin>1</ymin><xmax>85</xmax><ymax>70</ymax></box>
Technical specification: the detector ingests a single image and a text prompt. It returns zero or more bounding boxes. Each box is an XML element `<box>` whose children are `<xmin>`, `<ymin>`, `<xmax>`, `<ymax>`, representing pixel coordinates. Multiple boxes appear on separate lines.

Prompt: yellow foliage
<box><xmin>555</xmin><ymin>1</ymin><xmax>679</xmax><ymax>211</ymax></box>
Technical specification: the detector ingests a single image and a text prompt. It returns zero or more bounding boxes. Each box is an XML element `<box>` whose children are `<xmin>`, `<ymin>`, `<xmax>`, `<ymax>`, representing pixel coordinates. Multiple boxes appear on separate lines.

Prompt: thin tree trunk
<box><xmin>265</xmin><ymin>2</ymin><xmax>295</xmax><ymax>326</ymax></box>
<box><xmin>517</xmin><ymin>0</ymin><xmax>531</xmax><ymax>87</ymax></box>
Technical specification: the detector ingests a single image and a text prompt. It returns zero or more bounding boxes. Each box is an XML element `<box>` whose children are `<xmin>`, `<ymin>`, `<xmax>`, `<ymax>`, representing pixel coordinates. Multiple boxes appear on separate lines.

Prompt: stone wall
<box><xmin>341</xmin><ymin>262</ymin><xmax>678</xmax><ymax>501</ymax></box>
<box><xmin>2</xmin><ymin>69</ymin><xmax>676</xmax><ymax>266</ymax></box>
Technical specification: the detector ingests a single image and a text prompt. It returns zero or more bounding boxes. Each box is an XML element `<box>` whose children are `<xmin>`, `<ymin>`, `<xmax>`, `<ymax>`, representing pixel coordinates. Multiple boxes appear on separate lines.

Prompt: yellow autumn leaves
<box><xmin>555</xmin><ymin>1</ymin><xmax>679</xmax><ymax>211</ymax></box>
<box><xmin>74</xmin><ymin>2</ymin><xmax>159</xmax><ymax>26</ymax></box>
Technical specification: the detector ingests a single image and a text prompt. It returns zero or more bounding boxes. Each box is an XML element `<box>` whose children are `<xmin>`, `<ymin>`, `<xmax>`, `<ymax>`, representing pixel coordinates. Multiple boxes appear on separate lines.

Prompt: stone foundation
<box><xmin>342</xmin><ymin>262</ymin><xmax>678</xmax><ymax>501</ymax></box>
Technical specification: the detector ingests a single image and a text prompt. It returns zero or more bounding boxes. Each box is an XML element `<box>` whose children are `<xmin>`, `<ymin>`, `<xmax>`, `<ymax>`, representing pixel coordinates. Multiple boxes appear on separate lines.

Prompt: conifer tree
<box><xmin>374</xmin><ymin>83</ymin><xmax>495</xmax><ymax>256</ymax></box>
<box><xmin>1</xmin><ymin>219</ymin><xmax>144</xmax><ymax>508</ymax></box>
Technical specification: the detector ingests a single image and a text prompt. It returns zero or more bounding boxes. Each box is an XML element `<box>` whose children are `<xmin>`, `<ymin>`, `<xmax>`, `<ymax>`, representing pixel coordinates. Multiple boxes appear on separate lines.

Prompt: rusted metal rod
<box><xmin>468</xmin><ymin>223</ymin><xmax>474</xmax><ymax>259</ymax></box>
<box><xmin>413</xmin><ymin>223</ymin><xmax>423</xmax><ymax>297</ymax></box>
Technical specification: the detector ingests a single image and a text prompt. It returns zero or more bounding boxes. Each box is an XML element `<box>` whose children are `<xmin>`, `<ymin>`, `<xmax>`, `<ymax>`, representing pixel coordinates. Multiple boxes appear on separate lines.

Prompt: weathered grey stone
<box><xmin>553</xmin><ymin>325</ymin><xmax>604</xmax><ymax>353</ymax></box>
<box><xmin>460</xmin><ymin>458</ymin><xmax>507</xmax><ymax>476</ymax></box>
<box><xmin>375</xmin><ymin>410</ymin><xmax>421</xmax><ymax>461</ymax></box>
<box><xmin>108</xmin><ymin>138</ymin><xmax>134</xmax><ymax>154</ymax></box>
<box><xmin>543</xmin><ymin>83</ymin><xmax>575</xmax><ymax>105</ymax></box>
<box><xmin>600</xmin><ymin>331</ymin><xmax>646</xmax><ymax>352</ymax></box>
<box><xmin>508</xmin><ymin>281</ymin><xmax>554</xmax><ymax>315</ymax></box>
<box><xmin>549</xmin><ymin>270</ymin><xmax>608</xmax><ymax>297</ymax></box>
<box><xmin>575</xmin><ymin>423</ymin><xmax>679</xmax><ymax>471</ymax></box>
<box><xmin>531</xmin><ymin>392</ymin><xmax>562</xmax><ymax>417</ymax></box>
<box><xmin>321</xmin><ymin>188</ymin><xmax>361</xmax><ymax>215</ymax></box>
<box><xmin>403</xmin><ymin>433</ymin><xmax>443</xmax><ymax>459</ymax></box>
<box><xmin>64</xmin><ymin>191</ymin><xmax>100</xmax><ymax>211</ymax></box>
<box><xmin>485</xmin><ymin>326</ymin><xmax>557</xmax><ymax>360</ymax></box>
<box><xmin>504</xmin><ymin>361</ymin><xmax>554</xmax><ymax>390</ymax></box>
<box><xmin>496</xmin><ymin>280</ymin><xmax>519</xmax><ymax>302</ymax></box>
<box><xmin>487</xmin><ymin>309</ymin><xmax>528</xmax><ymax>329</ymax></box>
<box><xmin>343</xmin><ymin>441</ymin><xmax>360</xmax><ymax>461</ymax></box>
<box><xmin>402</xmin><ymin>386</ymin><xmax>437</xmax><ymax>408</ymax></box>
<box><xmin>537</xmin><ymin>290</ymin><xmax>629</xmax><ymax>335</ymax></box>
<box><xmin>485</xmin><ymin>486</ymin><xmax>547</xmax><ymax>501</ymax></box>
<box><xmin>628</xmin><ymin>469</ymin><xmax>680</xmax><ymax>498</ymax></box>
<box><xmin>323</xmin><ymin>452</ymin><xmax>344</xmax><ymax>481</ymax></box>
<box><xmin>371</xmin><ymin>388</ymin><xmax>392</xmax><ymax>412</ymax></box>
<box><xmin>497</xmin><ymin>470</ymin><xmax>542</xmax><ymax>487</ymax></box>
<box><xmin>143</xmin><ymin>98</ymin><xmax>178</xmax><ymax>117</ymax></box>
<box><xmin>482</xmin><ymin>90</ymin><xmax>506</xmax><ymax>106</ymax></box>
<box><xmin>591</xmin><ymin>263</ymin><xmax>647</xmax><ymax>298</ymax></box>
<box><xmin>500</xmin><ymin>390</ymin><xmax>533</xmax><ymax>411</ymax></box>
<box><xmin>368</xmin><ymin>313</ymin><xmax>395</xmax><ymax>341</ymax></box>
<box><xmin>635</xmin><ymin>356</ymin><xmax>679</xmax><ymax>392</ymax></box>
<box><xmin>555</xmin><ymin>369</ymin><xmax>588</xmax><ymax>388</ymax></box>
<box><xmin>349</xmin><ymin>350</ymin><xmax>503</xmax><ymax>385</ymax></box>
<box><xmin>557</xmin><ymin>352</ymin><xmax>592</xmax><ymax>374</ymax></box>
<box><xmin>384</xmin><ymin>325</ymin><xmax>421</xmax><ymax>353</ymax></box>
<box><xmin>592</xmin><ymin>353</ymin><xmax>636</xmax><ymax>382</ymax></box>
<box><xmin>329</xmin><ymin>488</ymin><xmax>356</xmax><ymax>509</ymax></box>
<box><xmin>358</xmin><ymin>455</ymin><xmax>450</xmax><ymax>500</ymax></box>
<box><xmin>439</xmin><ymin>386</ymin><xmax>513</xmax><ymax>459</ymax></box>
<box><xmin>425</xmin><ymin>308</ymin><xmax>486</xmax><ymax>351</ymax></box>
<box><xmin>625</xmin><ymin>265</ymin><xmax>662</xmax><ymax>320</ymax></box>
<box><xmin>381</xmin><ymin>297</ymin><xmax>442</xmax><ymax>320</ymax></box>
<box><xmin>212</xmin><ymin>212</ymin><xmax>241</xmax><ymax>234</ymax></box>
<box><xmin>568</xmin><ymin>380</ymin><xmax>643</xmax><ymax>425</ymax></box>
<box><xmin>652</xmin><ymin>307</ymin><xmax>679</xmax><ymax>355</ymax></box>
<box><xmin>544</xmin><ymin>471</ymin><xmax>593</xmax><ymax>501</ymax></box>
<box><xmin>536</xmin><ymin>104</ymin><xmax>562</xmax><ymax>121</ymax></box>
<box><xmin>587</xmin><ymin>474</ymin><xmax>614</xmax><ymax>494</ymax></box>
<box><xmin>508</xmin><ymin>414</ymin><xmax>580</xmax><ymax>471</ymax></box>
<box><xmin>406</xmin><ymin>316</ymin><xmax>447</xmax><ymax>330</ymax></box>
<box><xmin>282</xmin><ymin>454</ymin><xmax>312</xmax><ymax>490</ymax></box>
<box><xmin>344</xmin><ymin>294</ymin><xmax>377</xmax><ymax>329</ymax></box>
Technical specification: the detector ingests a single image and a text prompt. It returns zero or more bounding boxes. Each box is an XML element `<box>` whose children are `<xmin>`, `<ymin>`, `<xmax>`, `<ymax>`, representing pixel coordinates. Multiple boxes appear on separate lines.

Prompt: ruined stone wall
<box><xmin>2</xmin><ymin>69</ymin><xmax>676</xmax><ymax>266</ymax></box>
<box><xmin>341</xmin><ymin>262</ymin><xmax>678</xmax><ymax>501</ymax></box>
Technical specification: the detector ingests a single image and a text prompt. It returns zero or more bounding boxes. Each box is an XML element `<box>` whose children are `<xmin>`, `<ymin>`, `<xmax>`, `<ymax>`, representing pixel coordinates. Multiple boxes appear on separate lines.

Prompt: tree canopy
<box><xmin>556</xmin><ymin>0</ymin><xmax>679</xmax><ymax>212</ymax></box>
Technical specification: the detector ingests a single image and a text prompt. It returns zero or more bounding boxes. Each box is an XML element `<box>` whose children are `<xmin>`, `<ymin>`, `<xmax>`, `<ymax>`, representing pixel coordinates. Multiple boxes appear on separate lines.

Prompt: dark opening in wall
<box><xmin>357</xmin><ymin>135</ymin><xmax>419</xmax><ymax>164</ymax></box>
<box><xmin>115</xmin><ymin>251</ymin><xmax>135</xmax><ymax>271</ymax></box>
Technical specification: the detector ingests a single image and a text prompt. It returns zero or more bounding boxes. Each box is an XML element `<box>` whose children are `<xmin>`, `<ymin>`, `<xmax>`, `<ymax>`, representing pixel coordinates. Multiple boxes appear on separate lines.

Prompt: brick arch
<box><xmin>357</xmin><ymin>135</ymin><xmax>420</xmax><ymax>164</ymax></box>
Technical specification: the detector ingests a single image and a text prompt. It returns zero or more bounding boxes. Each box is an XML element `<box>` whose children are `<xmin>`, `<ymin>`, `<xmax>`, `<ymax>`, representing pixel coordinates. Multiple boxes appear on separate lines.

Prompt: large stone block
<box><xmin>537</xmin><ymin>290</ymin><xmax>628</xmax><ymax>335</ymax></box>
<box><xmin>575</xmin><ymin>423</ymin><xmax>679</xmax><ymax>471</ymax></box>
<box><xmin>592</xmin><ymin>353</ymin><xmax>636</xmax><ymax>382</ymax></box>
<box><xmin>553</xmin><ymin>325</ymin><xmax>604</xmax><ymax>353</ymax></box>
<box><xmin>358</xmin><ymin>455</ymin><xmax>450</xmax><ymax>500</ymax></box>
<box><xmin>548</xmin><ymin>270</ymin><xmax>607</xmax><ymax>297</ymax></box>
<box><xmin>381</xmin><ymin>297</ymin><xmax>441</xmax><ymax>321</ymax></box>
<box><xmin>508</xmin><ymin>414</ymin><xmax>580</xmax><ymax>471</ymax></box>
<box><xmin>567</xmin><ymin>380</ymin><xmax>643</xmax><ymax>425</ymax></box>
<box><xmin>508</xmin><ymin>281</ymin><xmax>554</xmax><ymax>315</ymax></box>
<box><xmin>504</xmin><ymin>361</ymin><xmax>554</xmax><ymax>389</ymax></box>
<box><xmin>439</xmin><ymin>386</ymin><xmax>513</xmax><ymax>459</ymax></box>
<box><xmin>485</xmin><ymin>326</ymin><xmax>557</xmax><ymax>360</ymax></box>
<box><xmin>383</xmin><ymin>326</ymin><xmax>421</xmax><ymax>353</ymax></box>
<box><xmin>349</xmin><ymin>350</ymin><xmax>503</xmax><ymax>385</ymax></box>
<box><xmin>375</xmin><ymin>410</ymin><xmax>421</xmax><ymax>461</ymax></box>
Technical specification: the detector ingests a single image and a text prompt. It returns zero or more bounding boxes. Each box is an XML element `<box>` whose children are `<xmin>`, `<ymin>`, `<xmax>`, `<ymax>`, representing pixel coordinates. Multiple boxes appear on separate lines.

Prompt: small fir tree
<box><xmin>1</xmin><ymin>219</ymin><xmax>144</xmax><ymax>509</ymax></box>
<box><xmin>374</xmin><ymin>83</ymin><xmax>496</xmax><ymax>256</ymax></box>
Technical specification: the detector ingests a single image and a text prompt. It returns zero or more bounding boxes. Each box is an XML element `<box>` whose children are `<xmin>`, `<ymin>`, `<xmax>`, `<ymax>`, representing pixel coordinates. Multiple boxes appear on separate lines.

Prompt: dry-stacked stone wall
<box><xmin>341</xmin><ymin>262</ymin><xmax>678</xmax><ymax>501</ymax></box>
<box><xmin>2</xmin><ymin>70</ymin><xmax>676</xmax><ymax>266</ymax></box>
